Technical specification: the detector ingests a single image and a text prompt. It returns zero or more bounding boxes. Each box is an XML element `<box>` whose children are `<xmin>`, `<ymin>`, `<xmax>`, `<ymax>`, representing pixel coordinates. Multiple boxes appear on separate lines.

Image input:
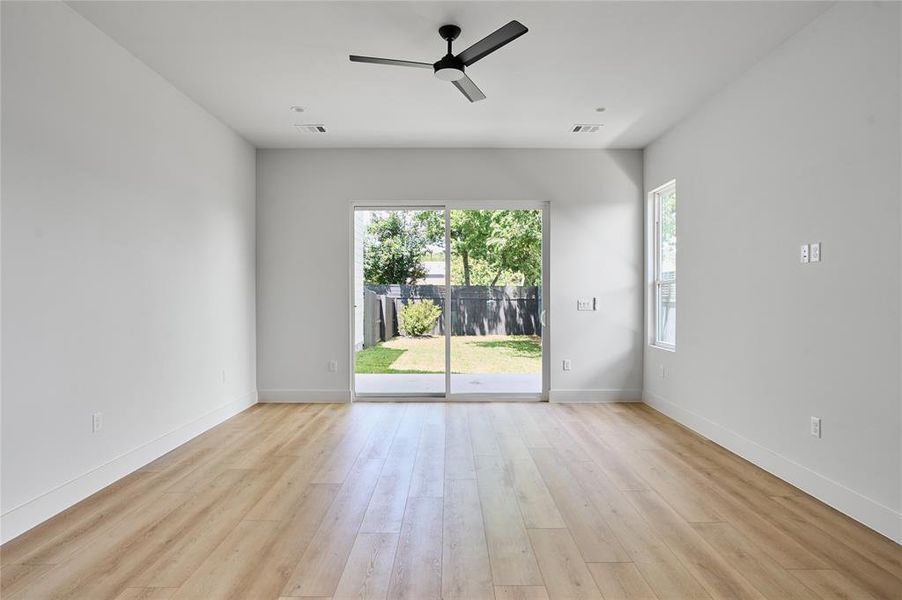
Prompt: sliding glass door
<box><xmin>352</xmin><ymin>203</ymin><xmax>547</xmax><ymax>400</ymax></box>
<box><xmin>353</xmin><ymin>208</ymin><xmax>447</xmax><ymax>396</ymax></box>
<box><xmin>449</xmin><ymin>209</ymin><xmax>544</xmax><ymax>395</ymax></box>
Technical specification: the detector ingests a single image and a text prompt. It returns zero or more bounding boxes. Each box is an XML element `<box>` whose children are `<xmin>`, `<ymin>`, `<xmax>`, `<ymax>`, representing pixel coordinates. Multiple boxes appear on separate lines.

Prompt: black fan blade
<box><xmin>456</xmin><ymin>20</ymin><xmax>528</xmax><ymax>66</ymax></box>
<box><xmin>452</xmin><ymin>74</ymin><xmax>486</xmax><ymax>102</ymax></box>
<box><xmin>349</xmin><ymin>55</ymin><xmax>433</xmax><ymax>69</ymax></box>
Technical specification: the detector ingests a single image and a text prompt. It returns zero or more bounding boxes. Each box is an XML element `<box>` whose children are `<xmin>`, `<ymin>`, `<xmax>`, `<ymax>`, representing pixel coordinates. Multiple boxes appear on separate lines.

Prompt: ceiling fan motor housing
<box><xmin>433</xmin><ymin>54</ymin><xmax>465</xmax><ymax>81</ymax></box>
<box><xmin>435</xmin><ymin>25</ymin><xmax>465</xmax><ymax>81</ymax></box>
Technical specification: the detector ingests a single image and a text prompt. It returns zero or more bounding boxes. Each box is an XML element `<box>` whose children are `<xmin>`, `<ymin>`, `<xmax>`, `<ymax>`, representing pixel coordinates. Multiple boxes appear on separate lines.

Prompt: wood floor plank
<box><xmin>565</xmin><ymin>459</ymin><xmax>711</xmax><ymax>600</ymax></box>
<box><xmin>243</xmin><ymin>452</ymin><xmax>323</xmax><ymax>521</ymax></box>
<box><xmin>534</xmin><ymin>406</ymin><xmax>592</xmax><ymax>462</ymax></box>
<box><xmin>171</xmin><ymin>519</ymin><xmax>281</xmax><ymax>599</ymax></box>
<box><xmin>586</xmin><ymin>563</ymin><xmax>658</xmax><ymax>600</ymax></box>
<box><xmin>616</xmin><ymin>446</ymin><xmax>723</xmax><ymax>523</ymax></box>
<box><xmin>360</xmin><ymin>427</ymin><xmax>419</xmax><ymax>533</ymax></box>
<box><xmin>135</xmin><ymin>456</ymin><xmax>297</xmax><ymax>588</ymax></box>
<box><xmin>683</xmin><ymin>451</ymin><xmax>901</xmax><ymax>598</ymax></box>
<box><xmin>557</xmin><ymin>419</ymin><xmax>647</xmax><ymax>491</ymax></box>
<box><xmin>162</xmin><ymin>407</ymin><xmax>289</xmax><ymax>494</ymax></box>
<box><xmin>475</xmin><ymin>454</ymin><xmax>544</xmax><ymax>586</ymax></box>
<box><xmin>771</xmin><ymin>494</ymin><xmax>902</xmax><ymax>580</ymax></box>
<box><xmin>408</xmin><ymin>421</ymin><xmax>445</xmax><ymax>498</ymax></box>
<box><xmin>281</xmin><ymin>458</ymin><xmax>384</xmax><ymax>597</ymax></box>
<box><xmin>387</xmin><ymin>496</ymin><xmax>443</xmax><ymax>600</ymax></box>
<box><xmin>495</xmin><ymin>585</ymin><xmax>551</xmax><ymax>600</ymax></box>
<box><xmin>527</xmin><ymin>528</ymin><xmax>603</xmax><ymax>600</ymax></box>
<box><xmin>624</xmin><ymin>489</ymin><xmax>766</xmax><ymax>600</ymax></box>
<box><xmin>444</xmin><ymin>403</ymin><xmax>476</xmax><ymax>480</ymax></box>
<box><xmin>237</xmin><ymin>483</ymin><xmax>340</xmax><ymax>599</ymax></box>
<box><xmin>627</xmin><ymin>405</ymin><xmax>801</xmax><ymax>498</ymax></box>
<box><xmin>507</xmin><ymin>457</ymin><xmax>566</xmax><ymax>529</ymax></box>
<box><xmin>639</xmin><ymin>444</ymin><xmax>829</xmax><ymax>570</ymax></box>
<box><xmin>231</xmin><ymin>404</ymin><xmax>325</xmax><ymax>469</ymax></box>
<box><xmin>311</xmin><ymin>450</ymin><xmax>362</xmax><ymax>484</ymax></box>
<box><xmin>442</xmin><ymin>479</ymin><xmax>494</xmax><ymax>600</ymax></box>
<box><xmin>358</xmin><ymin>404</ymin><xmax>405</xmax><ymax>460</ymax></box>
<box><xmin>510</xmin><ymin>404</ymin><xmax>553</xmax><ymax>448</ymax></box>
<box><xmin>498</xmin><ymin>433</ymin><xmax>533</xmax><ymax>462</ymax></box>
<box><xmin>691</xmin><ymin>521</ymin><xmax>819</xmax><ymax>600</ymax></box>
<box><xmin>530</xmin><ymin>448</ymin><xmax>630</xmax><ymax>562</ymax></box>
<box><xmin>114</xmin><ymin>588</ymin><xmax>177</xmax><ymax>600</ymax></box>
<box><xmin>8</xmin><ymin>492</ymin><xmax>188</xmax><ymax>599</ymax></box>
<box><xmin>469</xmin><ymin>405</ymin><xmax>502</xmax><ymax>456</ymax></box>
<box><xmin>2</xmin><ymin>447</ymin><xmax>213</xmax><ymax>567</ymax></box>
<box><xmin>332</xmin><ymin>533</ymin><xmax>399</xmax><ymax>600</ymax></box>
<box><xmin>0</xmin><ymin>563</ymin><xmax>55</xmax><ymax>597</ymax></box>
<box><xmin>789</xmin><ymin>569</ymin><xmax>878</xmax><ymax>600</ymax></box>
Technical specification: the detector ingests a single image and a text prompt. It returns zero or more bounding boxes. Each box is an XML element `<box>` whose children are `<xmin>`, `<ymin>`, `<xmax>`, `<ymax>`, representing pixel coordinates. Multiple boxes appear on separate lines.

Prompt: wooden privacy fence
<box><xmin>362</xmin><ymin>284</ymin><xmax>541</xmax><ymax>346</ymax></box>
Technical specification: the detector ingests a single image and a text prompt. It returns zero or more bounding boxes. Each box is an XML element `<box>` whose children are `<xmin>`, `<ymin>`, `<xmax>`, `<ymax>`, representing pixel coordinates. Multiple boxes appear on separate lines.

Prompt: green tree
<box><xmin>417</xmin><ymin>209</ymin><xmax>541</xmax><ymax>286</ymax></box>
<box><xmin>363</xmin><ymin>212</ymin><xmax>431</xmax><ymax>284</ymax></box>
<box><xmin>483</xmin><ymin>209</ymin><xmax>541</xmax><ymax>286</ymax></box>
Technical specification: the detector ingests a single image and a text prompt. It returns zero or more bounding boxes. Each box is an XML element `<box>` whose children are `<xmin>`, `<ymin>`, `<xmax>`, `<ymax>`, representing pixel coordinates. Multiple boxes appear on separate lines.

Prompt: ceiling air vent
<box><xmin>571</xmin><ymin>124</ymin><xmax>603</xmax><ymax>133</ymax></box>
<box><xmin>294</xmin><ymin>124</ymin><xmax>327</xmax><ymax>134</ymax></box>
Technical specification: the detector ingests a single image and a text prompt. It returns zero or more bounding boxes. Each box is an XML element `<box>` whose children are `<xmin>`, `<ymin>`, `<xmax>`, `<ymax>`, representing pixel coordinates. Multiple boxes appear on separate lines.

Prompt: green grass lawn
<box><xmin>355</xmin><ymin>335</ymin><xmax>541</xmax><ymax>374</ymax></box>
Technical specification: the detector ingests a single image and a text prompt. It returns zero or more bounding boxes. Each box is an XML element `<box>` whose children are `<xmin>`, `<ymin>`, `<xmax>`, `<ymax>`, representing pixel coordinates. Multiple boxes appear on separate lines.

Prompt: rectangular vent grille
<box><xmin>294</xmin><ymin>124</ymin><xmax>327</xmax><ymax>134</ymax></box>
<box><xmin>571</xmin><ymin>124</ymin><xmax>602</xmax><ymax>133</ymax></box>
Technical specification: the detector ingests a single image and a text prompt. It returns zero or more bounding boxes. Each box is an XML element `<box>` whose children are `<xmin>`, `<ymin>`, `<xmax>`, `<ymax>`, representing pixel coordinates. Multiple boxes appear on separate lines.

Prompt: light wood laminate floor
<box><xmin>2</xmin><ymin>402</ymin><xmax>900</xmax><ymax>599</ymax></box>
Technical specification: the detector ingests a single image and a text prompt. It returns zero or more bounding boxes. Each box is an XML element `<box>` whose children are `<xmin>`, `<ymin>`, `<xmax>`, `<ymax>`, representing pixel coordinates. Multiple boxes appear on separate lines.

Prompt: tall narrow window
<box><xmin>652</xmin><ymin>181</ymin><xmax>676</xmax><ymax>349</ymax></box>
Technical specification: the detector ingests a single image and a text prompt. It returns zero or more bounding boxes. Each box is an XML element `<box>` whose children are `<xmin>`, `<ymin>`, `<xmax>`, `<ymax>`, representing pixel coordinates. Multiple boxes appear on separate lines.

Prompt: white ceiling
<box><xmin>69</xmin><ymin>1</ymin><xmax>829</xmax><ymax>149</ymax></box>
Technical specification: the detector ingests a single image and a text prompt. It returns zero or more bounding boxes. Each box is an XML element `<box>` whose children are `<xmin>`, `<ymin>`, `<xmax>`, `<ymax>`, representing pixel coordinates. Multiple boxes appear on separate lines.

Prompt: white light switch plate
<box><xmin>562</xmin><ymin>359</ymin><xmax>572</xmax><ymax>371</ymax></box>
<box><xmin>800</xmin><ymin>244</ymin><xmax>810</xmax><ymax>263</ymax></box>
<box><xmin>92</xmin><ymin>412</ymin><xmax>103</xmax><ymax>432</ymax></box>
<box><xmin>810</xmin><ymin>416</ymin><xmax>821</xmax><ymax>438</ymax></box>
<box><xmin>577</xmin><ymin>299</ymin><xmax>593</xmax><ymax>311</ymax></box>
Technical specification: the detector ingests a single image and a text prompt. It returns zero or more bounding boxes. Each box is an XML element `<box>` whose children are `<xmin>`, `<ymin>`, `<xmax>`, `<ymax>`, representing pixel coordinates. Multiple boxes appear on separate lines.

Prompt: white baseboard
<box><xmin>258</xmin><ymin>389</ymin><xmax>351</xmax><ymax>403</ymax></box>
<box><xmin>642</xmin><ymin>390</ymin><xmax>902</xmax><ymax>544</ymax></box>
<box><xmin>549</xmin><ymin>388</ymin><xmax>642</xmax><ymax>403</ymax></box>
<box><xmin>0</xmin><ymin>390</ymin><xmax>258</xmax><ymax>545</ymax></box>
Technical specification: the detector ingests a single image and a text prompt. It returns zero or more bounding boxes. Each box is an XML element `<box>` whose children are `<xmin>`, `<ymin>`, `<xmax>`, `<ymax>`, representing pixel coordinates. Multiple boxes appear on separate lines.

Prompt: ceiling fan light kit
<box><xmin>349</xmin><ymin>20</ymin><xmax>528</xmax><ymax>102</ymax></box>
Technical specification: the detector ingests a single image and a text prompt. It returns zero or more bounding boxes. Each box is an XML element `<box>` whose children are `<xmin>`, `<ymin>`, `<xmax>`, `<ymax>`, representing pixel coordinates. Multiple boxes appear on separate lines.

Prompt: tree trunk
<box><xmin>462</xmin><ymin>251</ymin><xmax>471</xmax><ymax>286</ymax></box>
<box><xmin>490</xmin><ymin>267</ymin><xmax>503</xmax><ymax>287</ymax></box>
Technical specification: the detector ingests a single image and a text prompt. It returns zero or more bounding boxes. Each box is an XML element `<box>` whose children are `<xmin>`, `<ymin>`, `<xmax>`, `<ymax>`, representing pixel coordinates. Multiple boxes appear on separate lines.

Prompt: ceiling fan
<box><xmin>349</xmin><ymin>21</ymin><xmax>528</xmax><ymax>103</ymax></box>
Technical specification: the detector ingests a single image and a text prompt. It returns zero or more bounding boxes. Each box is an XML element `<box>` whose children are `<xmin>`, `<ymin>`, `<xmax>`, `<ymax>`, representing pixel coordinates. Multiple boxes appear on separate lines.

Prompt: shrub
<box><xmin>399</xmin><ymin>300</ymin><xmax>442</xmax><ymax>336</ymax></box>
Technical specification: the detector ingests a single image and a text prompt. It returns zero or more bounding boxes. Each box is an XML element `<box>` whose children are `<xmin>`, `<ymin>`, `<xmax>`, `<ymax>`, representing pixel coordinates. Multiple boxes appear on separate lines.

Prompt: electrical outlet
<box><xmin>92</xmin><ymin>412</ymin><xmax>103</xmax><ymax>433</ymax></box>
<box><xmin>810</xmin><ymin>242</ymin><xmax>821</xmax><ymax>263</ymax></box>
<box><xmin>800</xmin><ymin>244</ymin><xmax>810</xmax><ymax>263</ymax></box>
<box><xmin>328</xmin><ymin>360</ymin><xmax>338</xmax><ymax>372</ymax></box>
<box><xmin>562</xmin><ymin>359</ymin><xmax>572</xmax><ymax>371</ymax></box>
<box><xmin>810</xmin><ymin>416</ymin><xmax>821</xmax><ymax>438</ymax></box>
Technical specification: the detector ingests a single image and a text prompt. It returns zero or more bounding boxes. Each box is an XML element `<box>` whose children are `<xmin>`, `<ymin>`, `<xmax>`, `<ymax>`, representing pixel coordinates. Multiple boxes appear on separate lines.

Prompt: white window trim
<box><xmin>649</xmin><ymin>180</ymin><xmax>676</xmax><ymax>352</ymax></box>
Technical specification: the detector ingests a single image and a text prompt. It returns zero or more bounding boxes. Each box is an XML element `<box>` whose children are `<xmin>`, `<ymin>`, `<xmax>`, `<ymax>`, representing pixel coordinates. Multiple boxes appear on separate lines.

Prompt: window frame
<box><xmin>650</xmin><ymin>180</ymin><xmax>676</xmax><ymax>351</ymax></box>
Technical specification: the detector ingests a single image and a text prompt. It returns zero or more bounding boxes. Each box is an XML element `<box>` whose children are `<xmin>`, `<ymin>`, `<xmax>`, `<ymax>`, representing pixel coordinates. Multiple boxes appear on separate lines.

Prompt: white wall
<box><xmin>1</xmin><ymin>2</ymin><xmax>257</xmax><ymax>542</ymax></box>
<box><xmin>256</xmin><ymin>149</ymin><xmax>643</xmax><ymax>402</ymax></box>
<box><xmin>643</xmin><ymin>2</ymin><xmax>901</xmax><ymax>541</ymax></box>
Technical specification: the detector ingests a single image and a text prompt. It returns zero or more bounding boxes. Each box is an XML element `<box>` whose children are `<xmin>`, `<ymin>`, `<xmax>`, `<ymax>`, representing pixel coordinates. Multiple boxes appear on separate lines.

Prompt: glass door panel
<box><xmin>353</xmin><ymin>208</ymin><xmax>446</xmax><ymax>396</ymax></box>
<box><xmin>448</xmin><ymin>209</ymin><xmax>543</xmax><ymax>395</ymax></box>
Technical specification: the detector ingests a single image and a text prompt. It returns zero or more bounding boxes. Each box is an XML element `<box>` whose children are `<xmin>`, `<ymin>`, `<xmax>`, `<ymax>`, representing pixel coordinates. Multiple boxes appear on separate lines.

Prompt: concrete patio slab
<box><xmin>354</xmin><ymin>373</ymin><xmax>541</xmax><ymax>395</ymax></box>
